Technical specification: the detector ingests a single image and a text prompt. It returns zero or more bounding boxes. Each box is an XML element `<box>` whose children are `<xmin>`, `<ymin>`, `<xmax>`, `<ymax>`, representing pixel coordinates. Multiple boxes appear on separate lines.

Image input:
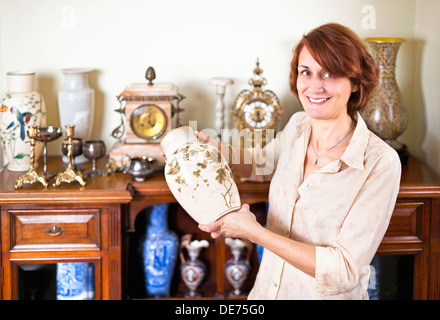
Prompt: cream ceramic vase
<box><xmin>161</xmin><ymin>126</ymin><xmax>241</xmax><ymax>224</ymax></box>
<box><xmin>0</xmin><ymin>71</ymin><xmax>46</xmax><ymax>171</ymax></box>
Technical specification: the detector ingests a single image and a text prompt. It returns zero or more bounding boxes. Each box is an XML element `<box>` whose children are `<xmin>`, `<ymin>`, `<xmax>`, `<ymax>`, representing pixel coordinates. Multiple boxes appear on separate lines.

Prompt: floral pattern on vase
<box><xmin>0</xmin><ymin>71</ymin><xmax>46</xmax><ymax>171</ymax></box>
<box><xmin>362</xmin><ymin>38</ymin><xmax>408</xmax><ymax>158</ymax></box>
<box><xmin>161</xmin><ymin>126</ymin><xmax>241</xmax><ymax>225</ymax></box>
<box><xmin>141</xmin><ymin>203</ymin><xmax>178</xmax><ymax>298</ymax></box>
<box><xmin>56</xmin><ymin>262</ymin><xmax>95</xmax><ymax>300</ymax></box>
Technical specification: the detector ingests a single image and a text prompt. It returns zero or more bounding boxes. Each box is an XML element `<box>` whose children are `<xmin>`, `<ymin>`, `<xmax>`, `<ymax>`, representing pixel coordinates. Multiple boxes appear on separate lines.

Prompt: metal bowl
<box><xmin>35</xmin><ymin>126</ymin><xmax>62</xmax><ymax>142</ymax></box>
<box><xmin>62</xmin><ymin>138</ymin><xmax>83</xmax><ymax>157</ymax></box>
<box><xmin>82</xmin><ymin>140</ymin><xmax>106</xmax><ymax>160</ymax></box>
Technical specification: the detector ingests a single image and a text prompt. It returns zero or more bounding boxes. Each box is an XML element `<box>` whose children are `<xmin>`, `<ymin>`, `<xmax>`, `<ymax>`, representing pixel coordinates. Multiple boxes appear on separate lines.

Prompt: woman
<box><xmin>197</xmin><ymin>23</ymin><xmax>401</xmax><ymax>299</ymax></box>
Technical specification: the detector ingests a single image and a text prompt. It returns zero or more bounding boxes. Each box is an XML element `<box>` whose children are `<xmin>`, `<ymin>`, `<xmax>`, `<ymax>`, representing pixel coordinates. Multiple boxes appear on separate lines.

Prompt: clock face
<box><xmin>130</xmin><ymin>104</ymin><xmax>168</xmax><ymax>140</ymax></box>
<box><xmin>242</xmin><ymin>99</ymin><xmax>274</xmax><ymax>129</ymax></box>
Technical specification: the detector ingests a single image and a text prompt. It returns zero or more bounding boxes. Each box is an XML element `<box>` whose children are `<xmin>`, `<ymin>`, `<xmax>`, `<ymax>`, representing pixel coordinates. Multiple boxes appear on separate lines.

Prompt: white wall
<box><xmin>407</xmin><ymin>0</ymin><xmax>440</xmax><ymax>174</ymax></box>
<box><xmin>1</xmin><ymin>0</ymin><xmax>437</xmax><ymax>174</ymax></box>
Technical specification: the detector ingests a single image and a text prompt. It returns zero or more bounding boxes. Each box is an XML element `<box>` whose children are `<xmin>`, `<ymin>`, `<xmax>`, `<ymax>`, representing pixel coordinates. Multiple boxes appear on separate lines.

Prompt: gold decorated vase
<box><xmin>362</xmin><ymin>38</ymin><xmax>408</xmax><ymax>162</ymax></box>
<box><xmin>161</xmin><ymin>126</ymin><xmax>241</xmax><ymax>224</ymax></box>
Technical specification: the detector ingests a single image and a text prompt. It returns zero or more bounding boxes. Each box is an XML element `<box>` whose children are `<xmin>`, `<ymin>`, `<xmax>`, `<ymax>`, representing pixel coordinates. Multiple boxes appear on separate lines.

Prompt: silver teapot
<box><xmin>122</xmin><ymin>154</ymin><xmax>156</xmax><ymax>182</ymax></box>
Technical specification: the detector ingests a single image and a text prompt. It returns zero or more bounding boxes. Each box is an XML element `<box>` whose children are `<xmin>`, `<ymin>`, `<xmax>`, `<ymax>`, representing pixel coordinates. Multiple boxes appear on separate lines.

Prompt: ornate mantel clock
<box><xmin>231</xmin><ymin>59</ymin><xmax>282</xmax><ymax>148</ymax></box>
<box><xmin>109</xmin><ymin>67</ymin><xmax>184</xmax><ymax>166</ymax></box>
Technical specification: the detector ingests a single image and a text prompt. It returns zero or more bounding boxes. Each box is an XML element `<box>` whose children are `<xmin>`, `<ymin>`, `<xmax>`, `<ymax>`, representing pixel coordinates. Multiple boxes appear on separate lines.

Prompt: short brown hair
<box><xmin>289</xmin><ymin>23</ymin><xmax>378</xmax><ymax>117</ymax></box>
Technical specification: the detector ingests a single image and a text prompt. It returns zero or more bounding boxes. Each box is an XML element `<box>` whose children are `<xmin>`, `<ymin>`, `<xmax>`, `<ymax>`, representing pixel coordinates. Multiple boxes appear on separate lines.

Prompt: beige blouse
<box><xmin>241</xmin><ymin>111</ymin><xmax>401</xmax><ymax>299</ymax></box>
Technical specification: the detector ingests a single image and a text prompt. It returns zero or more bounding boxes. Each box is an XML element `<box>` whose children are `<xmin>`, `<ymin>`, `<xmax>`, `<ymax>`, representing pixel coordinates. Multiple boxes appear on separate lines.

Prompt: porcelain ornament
<box><xmin>161</xmin><ymin>126</ymin><xmax>241</xmax><ymax>225</ymax></box>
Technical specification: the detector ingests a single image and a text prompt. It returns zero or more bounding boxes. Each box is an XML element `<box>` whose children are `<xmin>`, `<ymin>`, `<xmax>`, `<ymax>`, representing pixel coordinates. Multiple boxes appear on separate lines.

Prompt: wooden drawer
<box><xmin>8</xmin><ymin>209</ymin><xmax>100</xmax><ymax>251</ymax></box>
<box><xmin>382</xmin><ymin>200</ymin><xmax>426</xmax><ymax>245</ymax></box>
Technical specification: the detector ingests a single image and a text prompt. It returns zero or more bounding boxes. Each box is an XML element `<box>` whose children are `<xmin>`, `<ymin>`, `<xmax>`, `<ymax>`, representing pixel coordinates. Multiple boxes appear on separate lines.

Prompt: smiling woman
<box><xmin>197</xmin><ymin>23</ymin><xmax>402</xmax><ymax>300</ymax></box>
<box><xmin>289</xmin><ymin>23</ymin><xmax>379</xmax><ymax>119</ymax></box>
<box><xmin>296</xmin><ymin>46</ymin><xmax>357</xmax><ymax>122</ymax></box>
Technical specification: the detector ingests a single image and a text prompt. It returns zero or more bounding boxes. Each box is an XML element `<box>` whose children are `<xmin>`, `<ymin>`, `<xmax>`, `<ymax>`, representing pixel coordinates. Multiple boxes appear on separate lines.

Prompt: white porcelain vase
<box><xmin>0</xmin><ymin>71</ymin><xmax>46</xmax><ymax>171</ymax></box>
<box><xmin>161</xmin><ymin>126</ymin><xmax>241</xmax><ymax>224</ymax></box>
<box><xmin>58</xmin><ymin>68</ymin><xmax>94</xmax><ymax>163</ymax></box>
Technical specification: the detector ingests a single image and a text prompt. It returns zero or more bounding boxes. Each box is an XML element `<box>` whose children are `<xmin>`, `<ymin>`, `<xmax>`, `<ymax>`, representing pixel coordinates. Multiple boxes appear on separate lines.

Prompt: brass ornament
<box><xmin>145</xmin><ymin>66</ymin><xmax>156</xmax><ymax>85</ymax></box>
<box><xmin>15</xmin><ymin>125</ymin><xmax>49</xmax><ymax>189</ymax></box>
<box><xmin>231</xmin><ymin>58</ymin><xmax>282</xmax><ymax>147</ymax></box>
<box><xmin>53</xmin><ymin>125</ymin><xmax>86</xmax><ymax>187</ymax></box>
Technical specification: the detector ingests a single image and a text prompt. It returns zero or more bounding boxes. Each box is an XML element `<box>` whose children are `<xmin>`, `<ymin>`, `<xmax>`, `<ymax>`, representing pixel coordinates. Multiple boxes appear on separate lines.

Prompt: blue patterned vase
<box><xmin>256</xmin><ymin>202</ymin><xmax>269</xmax><ymax>263</ymax></box>
<box><xmin>141</xmin><ymin>203</ymin><xmax>178</xmax><ymax>298</ymax></box>
<box><xmin>368</xmin><ymin>256</ymin><xmax>380</xmax><ymax>300</ymax></box>
<box><xmin>56</xmin><ymin>262</ymin><xmax>95</xmax><ymax>300</ymax></box>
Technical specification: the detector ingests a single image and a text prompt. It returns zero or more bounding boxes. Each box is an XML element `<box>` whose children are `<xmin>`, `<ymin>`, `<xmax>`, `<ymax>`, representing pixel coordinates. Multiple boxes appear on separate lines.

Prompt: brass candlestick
<box><xmin>53</xmin><ymin>125</ymin><xmax>86</xmax><ymax>187</ymax></box>
<box><xmin>15</xmin><ymin>125</ymin><xmax>49</xmax><ymax>189</ymax></box>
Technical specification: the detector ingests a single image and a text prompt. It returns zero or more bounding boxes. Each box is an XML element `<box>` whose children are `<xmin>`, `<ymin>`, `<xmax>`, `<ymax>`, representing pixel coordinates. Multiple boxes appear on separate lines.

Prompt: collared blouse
<box><xmin>242</xmin><ymin>111</ymin><xmax>401</xmax><ymax>299</ymax></box>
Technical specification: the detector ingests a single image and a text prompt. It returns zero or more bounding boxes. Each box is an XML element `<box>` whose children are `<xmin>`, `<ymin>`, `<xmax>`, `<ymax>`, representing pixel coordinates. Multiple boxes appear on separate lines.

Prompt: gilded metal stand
<box><xmin>15</xmin><ymin>125</ymin><xmax>49</xmax><ymax>189</ymax></box>
<box><xmin>53</xmin><ymin>125</ymin><xmax>86</xmax><ymax>187</ymax></box>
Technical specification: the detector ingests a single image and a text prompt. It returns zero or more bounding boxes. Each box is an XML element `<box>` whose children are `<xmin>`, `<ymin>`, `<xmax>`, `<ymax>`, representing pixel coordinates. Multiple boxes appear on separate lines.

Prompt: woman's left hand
<box><xmin>198</xmin><ymin>204</ymin><xmax>262</xmax><ymax>242</ymax></box>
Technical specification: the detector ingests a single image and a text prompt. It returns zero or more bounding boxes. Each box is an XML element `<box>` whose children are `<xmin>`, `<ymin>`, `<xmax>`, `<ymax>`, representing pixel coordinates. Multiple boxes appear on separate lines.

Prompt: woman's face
<box><xmin>296</xmin><ymin>46</ymin><xmax>357</xmax><ymax>121</ymax></box>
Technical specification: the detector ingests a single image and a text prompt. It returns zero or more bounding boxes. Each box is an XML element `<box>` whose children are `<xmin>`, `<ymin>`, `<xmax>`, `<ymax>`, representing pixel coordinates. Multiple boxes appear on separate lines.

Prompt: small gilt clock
<box><xmin>231</xmin><ymin>59</ymin><xmax>282</xmax><ymax>147</ymax></box>
<box><xmin>109</xmin><ymin>67</ymin><xmax>185</xmax><ymax>167</ymax></box>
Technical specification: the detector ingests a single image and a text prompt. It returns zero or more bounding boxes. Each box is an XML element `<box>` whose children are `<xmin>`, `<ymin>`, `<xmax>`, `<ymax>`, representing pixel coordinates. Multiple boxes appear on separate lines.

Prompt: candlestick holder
<box><xmin>210</xmin><ymin>77</ymin><xmax>233</xmax><ymax>140</ymax></box>
<box><xmin>53</xmin><ymin>125</ymin><xmax>86</xmax><ymax>187</ymax></box>
<box><xmin>15</xmin><ymin>125</ymin><xmax>49</xmax><ymax>189</ymax></box>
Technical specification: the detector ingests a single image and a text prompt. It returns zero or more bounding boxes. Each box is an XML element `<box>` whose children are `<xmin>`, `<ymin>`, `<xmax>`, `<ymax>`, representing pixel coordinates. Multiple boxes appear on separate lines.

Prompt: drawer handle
<box><xmin>44</xmin><ymin>226</ymin><xmax>66</xmax><ymax>236</ymax></box>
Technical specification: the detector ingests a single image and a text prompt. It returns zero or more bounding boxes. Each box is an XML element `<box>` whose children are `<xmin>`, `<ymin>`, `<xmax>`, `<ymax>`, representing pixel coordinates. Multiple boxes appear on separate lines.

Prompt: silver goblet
<box><xmin>35</xmin><ymin>126</ymin><xmax>62</xmax><ymax>178</ymax></box>
<box><xmin>82</xmin><ymin>140</ymin><xmax>106</xmax><ymax>177</ymax></box>
<box><xmin>62</xmin><ymin>137</ymin><xmax>83</xmax><ymax>171</ymax></box>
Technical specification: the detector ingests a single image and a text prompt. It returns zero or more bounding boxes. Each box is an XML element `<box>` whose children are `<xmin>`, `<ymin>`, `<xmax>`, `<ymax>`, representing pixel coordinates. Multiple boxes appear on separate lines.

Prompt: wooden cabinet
<box><xmin>0</xmin><ymin>155</ymin><xmax>440</xmax><ymax>299</ymax></box>
<box><xmin>377</xmin><ymin>199</ymin><xmax>431</xmax><ymax>298</ymax></box>
<box><xmin>8</xmin><ymin>207</ymin><xmax>101</xmax><ymax>251</ymax></box>
<box><xmin>1</xmin><ymin>203</ymin><xmax>129</xmax><ymax>299</ymax></box>
<box><xmin>0</xmin><ymin>158</ymin><xmax>131</xmax><ymax>300</ymax></box>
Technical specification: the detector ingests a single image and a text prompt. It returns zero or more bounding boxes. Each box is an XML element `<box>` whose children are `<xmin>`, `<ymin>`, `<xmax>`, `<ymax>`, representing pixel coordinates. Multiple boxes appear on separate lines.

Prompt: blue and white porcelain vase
<box><xmin>141</xmin><ymin>203</ymin><xmax>178</xmax><ymax>298</ymax></box>
<box><xmin>225</xmin><ymin>238</ymin><xmax>252</xmax><ymax>296</ymax></box>
<box><xmin>179</xmin><ymin>234</ymin><xmax>209</xmax><ymax>298</ymax></box>
<box><xmin>56</xmin><ymin>262</ymin><xmax>95</xmax><ymax>300</ymax></box>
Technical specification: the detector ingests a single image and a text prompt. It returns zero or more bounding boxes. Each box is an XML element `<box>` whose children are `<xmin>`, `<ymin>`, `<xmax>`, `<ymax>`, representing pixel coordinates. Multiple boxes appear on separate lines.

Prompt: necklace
<box><xmin>310</xmin><ymin>121</ymin><xmax>355</xmax><ymax>165</ymax></box>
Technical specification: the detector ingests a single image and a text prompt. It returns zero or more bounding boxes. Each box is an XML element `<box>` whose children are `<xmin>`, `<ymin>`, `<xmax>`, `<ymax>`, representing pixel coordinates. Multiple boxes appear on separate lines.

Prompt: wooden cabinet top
<box><xmin>0</xmin><ymin>157</ymin><xmax>132</xmax><ymax>205</ymax></box>
<box><xmin>0</xmin><ymin>155</ymin><xmax>439</xmax><ymax>206</ymax></box>
<box><xmin>399</xmin><ymin>156</ymin><xmax>440</xmax><ymax>197</ymax></box>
